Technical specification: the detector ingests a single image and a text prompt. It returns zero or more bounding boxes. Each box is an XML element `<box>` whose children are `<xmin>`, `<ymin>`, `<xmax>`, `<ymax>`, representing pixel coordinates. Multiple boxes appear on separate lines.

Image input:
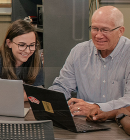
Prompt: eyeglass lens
<box><xmin>18</xmin><ymin>44</ymin><xmax>36</xmax><ymax>51</ymax></box>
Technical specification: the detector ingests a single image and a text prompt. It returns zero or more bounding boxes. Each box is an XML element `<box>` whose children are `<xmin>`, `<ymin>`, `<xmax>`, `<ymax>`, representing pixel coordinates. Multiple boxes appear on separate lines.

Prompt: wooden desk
<box><xmin>24</xmin><ymin>102</ymin><xmax>130</xmax><ymax>140</ymax></box>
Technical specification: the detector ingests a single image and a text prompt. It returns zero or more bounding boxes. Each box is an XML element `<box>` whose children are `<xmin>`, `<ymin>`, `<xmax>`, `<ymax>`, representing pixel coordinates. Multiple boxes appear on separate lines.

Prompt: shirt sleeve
<box><xmin>49</xmin><ymin>49</ymin><xmax>77</xmax><ymax>100</ymax></box>
<box><xmin>97</xmin><ymin>94</ymin><xmax>130</xmax><ymax>111</ymax></box>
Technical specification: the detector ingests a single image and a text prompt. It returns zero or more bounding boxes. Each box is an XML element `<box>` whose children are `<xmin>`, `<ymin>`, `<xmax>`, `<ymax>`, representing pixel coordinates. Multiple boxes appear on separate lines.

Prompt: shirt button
<box><xmin>103</xmin><ymin>95</ymin><xmax>105</xmax><ymax>98</ymax></box>
<box><xmin>103</xmin><ymin>80</ymin><xmax>106</xmax><ymax>83</ymax></box>
<box><xmin>104</xmin><ymin>65</ymin><xmax>106</xmax><ymax>68</ymax></box>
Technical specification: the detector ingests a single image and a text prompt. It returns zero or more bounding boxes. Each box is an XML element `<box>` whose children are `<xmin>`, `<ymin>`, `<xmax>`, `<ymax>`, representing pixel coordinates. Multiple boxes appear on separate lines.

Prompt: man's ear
<box><xmin>6</xmin><ymin>39</ymin><xmax>12</xmax><ymax>48</ymax></box>
<box><xmin>119</xmin><ymin>26</ymin><xmax>125</xmax><ymax>37</ymax></box>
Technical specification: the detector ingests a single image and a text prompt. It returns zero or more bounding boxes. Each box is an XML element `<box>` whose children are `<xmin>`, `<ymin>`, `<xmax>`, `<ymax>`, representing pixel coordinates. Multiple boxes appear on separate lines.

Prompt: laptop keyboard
<box><xmin>73</xmin><ymin>117</ymin><xmax>106</xmax><ymax>132</ymax></box>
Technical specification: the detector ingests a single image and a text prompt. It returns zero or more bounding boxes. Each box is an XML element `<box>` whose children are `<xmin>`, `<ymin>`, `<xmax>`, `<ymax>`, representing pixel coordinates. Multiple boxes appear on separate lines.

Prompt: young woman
<box><xmin>0</xmin><ymin>19</ymin><xmax>44</xmax><ymax>101</ymax></box>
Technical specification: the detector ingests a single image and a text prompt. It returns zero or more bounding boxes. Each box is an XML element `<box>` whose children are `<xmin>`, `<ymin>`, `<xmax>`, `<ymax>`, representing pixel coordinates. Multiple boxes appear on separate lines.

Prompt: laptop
<box><xmin>0</xmin><ymin>79</ymin><xmax>29</xmax><ymax>117</ymax></box>
<box><xmin>23</xmin><ymin>84</ymin><xmax>110</xmax><ymax>133</ymax></box>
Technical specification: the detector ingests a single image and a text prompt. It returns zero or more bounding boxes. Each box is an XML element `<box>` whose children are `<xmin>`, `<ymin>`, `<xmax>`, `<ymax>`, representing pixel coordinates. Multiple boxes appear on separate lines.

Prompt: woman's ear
<box><xmin>6</xmin><ymin>39</ymin><xmax>12</xmax><ymax>48</ymax></box>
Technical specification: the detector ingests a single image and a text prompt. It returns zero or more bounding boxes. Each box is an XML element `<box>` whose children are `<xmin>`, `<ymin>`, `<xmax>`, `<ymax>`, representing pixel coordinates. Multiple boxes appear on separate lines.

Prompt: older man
<box><xmin>49</xmin><ymin>6</ymin><xmax>130</xmax><ymax>116</ymax></box>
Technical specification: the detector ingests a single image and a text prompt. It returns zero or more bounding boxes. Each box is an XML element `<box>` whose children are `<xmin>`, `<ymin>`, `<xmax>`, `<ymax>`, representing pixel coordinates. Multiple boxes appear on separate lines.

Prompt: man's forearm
<box><xmin>106</xmin><ymin>109</ymin><xmax>118</xmax><ymax>120</ymax></box>
<box><xmin>120</xmin><ymin>116</ymin><xmax>130</xmax><ymax>135</ymax></box>
<box><xmin>126</xmin><ymin>106</ymin><xmax>130</xmax><ymax>112</ymax></box>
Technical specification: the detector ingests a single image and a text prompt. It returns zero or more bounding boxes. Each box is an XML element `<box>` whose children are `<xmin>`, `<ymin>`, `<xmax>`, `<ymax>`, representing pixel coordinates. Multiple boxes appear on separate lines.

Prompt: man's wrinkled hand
<box><xmin>68</xmin><ymin>98</ymin><xmax>100</xmax><ymax>117</ymax></box>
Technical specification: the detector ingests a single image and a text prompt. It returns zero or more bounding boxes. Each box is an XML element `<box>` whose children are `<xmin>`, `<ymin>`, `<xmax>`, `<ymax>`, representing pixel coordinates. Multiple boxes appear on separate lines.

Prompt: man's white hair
<box><xmin>110</xmin><ymin>7</ymin><xmax>124</xmax><ymax>27</ymax></box>
<box><xmin>92</xmin><ymin>6</ymin><xmax>124</xmax><ymax>27</ymax></box>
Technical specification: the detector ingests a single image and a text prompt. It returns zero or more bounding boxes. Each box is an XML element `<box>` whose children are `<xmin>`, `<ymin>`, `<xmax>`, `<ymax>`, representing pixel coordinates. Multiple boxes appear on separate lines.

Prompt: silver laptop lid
<box><xmin>0</xmin><ymin>79</ymin><xmax>24</xmax><ymax>117</ymax></box>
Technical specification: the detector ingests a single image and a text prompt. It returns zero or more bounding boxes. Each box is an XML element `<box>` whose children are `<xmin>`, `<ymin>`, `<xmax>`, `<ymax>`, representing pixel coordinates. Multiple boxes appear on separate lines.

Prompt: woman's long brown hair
<box><xmin>0</xmin><ymin>19</ymin><xmax>41</xmax><ymax>84</ymax></box>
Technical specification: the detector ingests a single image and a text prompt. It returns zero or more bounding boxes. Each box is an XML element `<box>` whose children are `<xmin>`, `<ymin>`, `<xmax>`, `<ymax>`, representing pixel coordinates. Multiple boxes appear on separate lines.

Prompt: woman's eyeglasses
<box><xmin>12</xmin><ymin>42</ymin><xmax>38</xmax><ymax>51</ymax></box>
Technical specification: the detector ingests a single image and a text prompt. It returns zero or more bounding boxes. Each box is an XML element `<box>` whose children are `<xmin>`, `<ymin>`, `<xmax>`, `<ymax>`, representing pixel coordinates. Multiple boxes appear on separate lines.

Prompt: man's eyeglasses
<box><xmin>89</xmin><ymin>26</ymin><xmax>121</xmax><ymax>34</ymax></box>
<box><xmin>12</xmin><ymin>42</ymin><xmax>38</xmax><ymax>51</ymax></box>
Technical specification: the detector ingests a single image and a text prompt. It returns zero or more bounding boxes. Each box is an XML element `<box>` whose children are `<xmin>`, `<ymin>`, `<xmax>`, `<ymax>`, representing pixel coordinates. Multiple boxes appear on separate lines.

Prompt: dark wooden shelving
<box><xmin>0</xmin><ymin>3</ymin><xmax>11</xmax><ymax>8</ymax></box>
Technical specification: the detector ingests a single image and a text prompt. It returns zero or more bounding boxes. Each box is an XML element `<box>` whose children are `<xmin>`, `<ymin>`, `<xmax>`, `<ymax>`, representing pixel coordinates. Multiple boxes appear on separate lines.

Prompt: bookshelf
<box><xmin>0</xmin><ymin>0</ymin><xmax>11</xmax><ymax>45</ymax></box>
